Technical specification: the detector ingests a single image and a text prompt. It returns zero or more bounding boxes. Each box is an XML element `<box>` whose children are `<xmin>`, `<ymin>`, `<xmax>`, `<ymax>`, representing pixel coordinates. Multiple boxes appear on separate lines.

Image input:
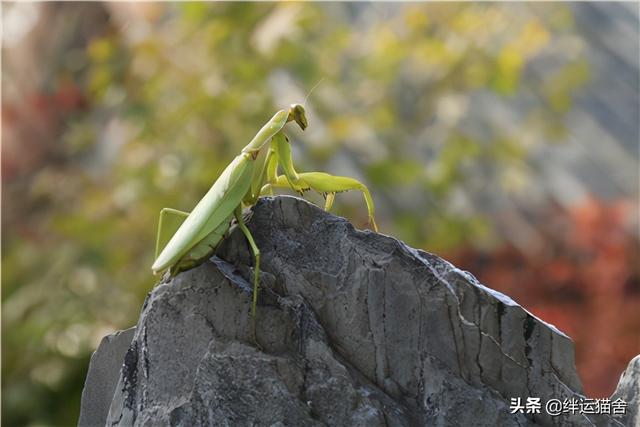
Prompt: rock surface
<box><xmin>610</xmin><ymin>355</ymin><xmax>640</xmax><ymax>427</ymax></box>
<box><xmin>78</xmin><ymin>327</ymin><xmax>135</xmax><ymax>427</ymax></box>
<box><xmin>80</xmin><ymin>196</ymin><xmax>630</xmax><ymax>426</ymax></box>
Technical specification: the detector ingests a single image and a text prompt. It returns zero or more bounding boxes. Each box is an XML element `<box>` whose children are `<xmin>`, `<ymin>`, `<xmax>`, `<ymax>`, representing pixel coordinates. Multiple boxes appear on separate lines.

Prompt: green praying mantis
<box><xmin>152</xmin><ymin>104</ymin><xmax>377</xmax><ymax>321</ymax></box>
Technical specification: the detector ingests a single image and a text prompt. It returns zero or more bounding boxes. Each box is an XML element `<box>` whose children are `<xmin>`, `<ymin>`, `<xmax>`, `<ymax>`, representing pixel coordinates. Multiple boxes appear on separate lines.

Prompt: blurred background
<box><xmin>2</xmin><ymin>2</ymin><xmax>638</xmax><ymax>425</ymax></box>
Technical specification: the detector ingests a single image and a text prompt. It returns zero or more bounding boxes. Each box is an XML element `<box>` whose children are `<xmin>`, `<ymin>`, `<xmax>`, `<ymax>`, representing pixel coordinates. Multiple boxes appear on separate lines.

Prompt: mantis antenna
<box><xmin>302</xmin><ymin>77</ymin><xmax>325</xmax><ymax>109</ymax></box>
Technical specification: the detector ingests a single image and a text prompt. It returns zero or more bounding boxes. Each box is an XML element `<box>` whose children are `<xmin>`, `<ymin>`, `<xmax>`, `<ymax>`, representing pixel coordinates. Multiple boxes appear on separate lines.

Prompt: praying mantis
<box><xmin>152</xmin><ymin>104</ymin><xmax>377</xmax><ymax>322</ymax></box>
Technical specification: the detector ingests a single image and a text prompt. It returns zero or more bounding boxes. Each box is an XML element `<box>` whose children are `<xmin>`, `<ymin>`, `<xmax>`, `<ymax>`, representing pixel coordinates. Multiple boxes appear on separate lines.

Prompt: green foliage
<box><xmin>3</xmin><ymin>3</ymin><xmax>589</xmax><ymax>425</ymax></box>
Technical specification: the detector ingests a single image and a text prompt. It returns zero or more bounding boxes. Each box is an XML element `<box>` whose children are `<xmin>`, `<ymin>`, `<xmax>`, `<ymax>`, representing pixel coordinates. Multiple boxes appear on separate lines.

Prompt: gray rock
<box><xmin>610</xmin><ymin>355</ymin><xmax>640</xmax><ymax>427</ymax></box>
<box><xmin>79</xmin><ymin>327</ymin><xmax>135</xmax><ymax>427</ymax></box>
<box><xmin>86</xmin><ymin>196</ymin><xmax>620</xmax><ymax>426</ymax></box>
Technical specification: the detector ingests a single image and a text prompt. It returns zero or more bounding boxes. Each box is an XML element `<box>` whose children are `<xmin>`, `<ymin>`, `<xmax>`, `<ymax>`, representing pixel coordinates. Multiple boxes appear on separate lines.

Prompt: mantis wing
<box><xmin>152</xmin><ymin>153</ymin><xmax>255</xmax><ymax>273</ymax></box>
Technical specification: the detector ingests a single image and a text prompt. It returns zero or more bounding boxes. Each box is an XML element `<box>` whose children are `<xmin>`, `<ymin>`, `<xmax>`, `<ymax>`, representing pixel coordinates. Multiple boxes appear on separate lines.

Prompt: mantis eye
<box><xmin>288</xmin><ymin>104</ymin><xmax>308</xmax><ymax>131</ymax></box>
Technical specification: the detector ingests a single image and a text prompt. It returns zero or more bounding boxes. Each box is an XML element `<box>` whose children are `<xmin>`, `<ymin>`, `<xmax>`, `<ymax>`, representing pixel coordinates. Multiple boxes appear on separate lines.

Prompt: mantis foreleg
<box><xmin>273</xmin><ymin>133</ymin><xmax>306</xmax><ymax>194</ymax></box>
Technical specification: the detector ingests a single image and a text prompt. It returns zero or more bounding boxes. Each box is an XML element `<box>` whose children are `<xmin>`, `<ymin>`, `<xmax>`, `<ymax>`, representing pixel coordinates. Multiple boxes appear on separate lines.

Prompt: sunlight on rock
<box><xmin>91</xmin><ymin>325</ymin><xmax>119</xmax><ymax>349</ymax></box>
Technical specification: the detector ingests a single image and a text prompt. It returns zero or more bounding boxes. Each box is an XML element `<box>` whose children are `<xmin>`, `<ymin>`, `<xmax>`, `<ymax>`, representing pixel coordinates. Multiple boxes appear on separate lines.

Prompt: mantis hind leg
<box><xmin>155</xmin><ymin>208</ymin><xmax>190</xmax><ymax>259</ymax></box>
<box><xmin>233</xmin><ymin>206</ymin><xmax>261</xmax><ymax>344</ymax></box>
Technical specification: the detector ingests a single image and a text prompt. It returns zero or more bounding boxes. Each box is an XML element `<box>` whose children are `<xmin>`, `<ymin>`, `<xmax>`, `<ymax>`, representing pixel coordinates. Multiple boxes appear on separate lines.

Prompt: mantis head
<box><xmin>288</xmin><ymin>104</ymin><xmax>308</xmax><ymax>131</ymax></box>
